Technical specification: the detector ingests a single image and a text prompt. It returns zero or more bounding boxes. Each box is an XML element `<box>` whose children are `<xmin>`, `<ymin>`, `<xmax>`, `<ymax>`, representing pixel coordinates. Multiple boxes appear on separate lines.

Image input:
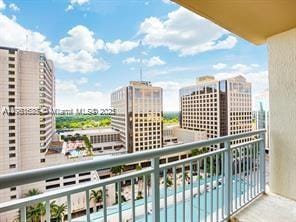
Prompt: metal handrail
<box><xmin>0</xmin><ymin>129</ymin><xmax>265</xmax><ymax>189</ymax></box>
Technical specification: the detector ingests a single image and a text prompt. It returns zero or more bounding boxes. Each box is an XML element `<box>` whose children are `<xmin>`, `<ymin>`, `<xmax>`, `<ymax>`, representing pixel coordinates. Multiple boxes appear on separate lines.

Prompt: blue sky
<box><xmin>0</xmin><ymin>0</ymin><xmax>269</xmax><ymax>111</ymax></box>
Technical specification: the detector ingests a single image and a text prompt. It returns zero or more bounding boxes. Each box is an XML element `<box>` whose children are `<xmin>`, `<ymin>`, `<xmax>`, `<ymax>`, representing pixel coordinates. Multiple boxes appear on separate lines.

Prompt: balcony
<box><xmin>0</xmin><ymin>130</ymin><xmax>267</xmax><ymax>221</ymax></box>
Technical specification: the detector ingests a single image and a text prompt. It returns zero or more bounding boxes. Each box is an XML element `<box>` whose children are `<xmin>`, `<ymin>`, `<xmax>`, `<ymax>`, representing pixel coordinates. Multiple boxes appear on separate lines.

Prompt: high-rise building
<box><xmin>253</xmin><ymin>102</ymin><xmax>270</xmax><ymax>149</ymax></box>
<box><xmin>0</xmin><ymin>47</ymin><xmax>55</xmax><ymax>205</ymax></box>
<box><xmin>111</xmin><ymin>81</ymin><xmax>163</xmax><ymax>153</ymax></box>
<box><xmin>179</xmin><ymin>75</ymin><xmax>252</xmax><ymax>145</ymax></box>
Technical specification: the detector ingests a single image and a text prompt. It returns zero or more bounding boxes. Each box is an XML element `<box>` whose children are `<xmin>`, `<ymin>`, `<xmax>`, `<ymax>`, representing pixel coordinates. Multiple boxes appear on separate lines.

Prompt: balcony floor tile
<box><xmin>233</xmin><ymin>191</ymin><xmax>296</xmax><ymax>222</ymax></box>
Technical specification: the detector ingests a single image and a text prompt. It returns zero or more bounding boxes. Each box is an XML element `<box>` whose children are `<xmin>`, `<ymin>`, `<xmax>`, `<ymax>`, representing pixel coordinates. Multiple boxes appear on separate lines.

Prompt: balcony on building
<box><xmin>0</xmin><ymin>1</ymin><xmax>296</xmax><ymax>222</ymax></box>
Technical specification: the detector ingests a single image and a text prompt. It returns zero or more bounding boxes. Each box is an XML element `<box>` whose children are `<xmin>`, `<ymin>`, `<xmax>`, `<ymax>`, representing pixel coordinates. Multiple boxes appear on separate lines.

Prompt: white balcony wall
<box><xmin>267</xmin><ymin>27</ymin><xmax>296</xmax><ymax>200</ymax></box>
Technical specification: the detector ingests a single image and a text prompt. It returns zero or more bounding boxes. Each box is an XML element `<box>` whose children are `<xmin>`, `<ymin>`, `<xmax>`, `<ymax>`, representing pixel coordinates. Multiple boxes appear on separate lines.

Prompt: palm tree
<box><xmin>90</xmin><ymin>189</ymin><xmax>103</xmax><ymax>211</ymax></box>
<box><xmin>25</xmin><ymin>188</ymin><xmax>41</xmax><ymax>197</ymax></box>
<box><xmin>26</xmin><ymin>202</ymin><xmax>45</xmax><ymax>222</ymax></box>
<box><xmin>24</xmin><ymin>189</ymin><xmax>45</xmax><ymax>222</ymax></box>
<box><xmin>51</xmin><ymin>203</ymin><xmax>67</xmax><ymax>222</ymax></box>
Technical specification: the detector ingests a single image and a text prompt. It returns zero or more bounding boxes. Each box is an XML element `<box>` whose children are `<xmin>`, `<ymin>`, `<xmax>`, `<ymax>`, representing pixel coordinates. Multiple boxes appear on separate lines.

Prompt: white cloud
<box><xmin>0</xmin><ymin>0</ymin><xmax>6</xmax><ymax>10</ymax></box>
<box><xmin>145</xmin><ymin>66</ymin><xmax>199</xmax><ymax>77</ymax></box>
<box><xmin>146</xmin><ymin>56</ymin><xmax>166</xmax><ymax>67</ymax></box>
<box><xmin>162</xmin><ymin>0</ymin><xmax>172</xmax><ymax>4</ymax></box>
<box><xmin>122</xmin><ymin>57</ymin><xmax>140</xmax><ymax>64</ymax></box>
<box><xmin>52</xmin><ymin>50</ymin><xmax>109</xmax><ymax>73</ymax></box>
<box><xmin>105</xmin><ymin>39</ymin><xmax>139</xmax><ymax>54</ymax></box>
<box><xmin>122</xmin><ymin>56</ymin><xmax>165</xmax><ymax>67</ymax></box>
<box><xmin>57</xmin><ymin>89</ymin><xmax>110</xmax><ymax>110</ymax></box>
<box><xmin>56</xmin><ymin>79</ymin><xmax>110</xmax><ymax>109</ymax></box>
<box><xmin>65</xmin><ymin>5</ymin><xmax>73</xmax><ymax>12</ymax></box>
<box><xmin>154</xmin><ymin>80</ymin><xmax>191</xmax><ymax>111</ymax></box>
<box><xmin>213</xmin><ymin>63</ymin><xmax>227</xmax><ymax>70</ymax></box>
<box><xmin>9</xmin><ymin>3</ymin><xmax>19</xmax><ymax>11</ymax></box>
<box><xmin>70</xmin><ymin>0</ymin><xmax>89</xmax><ymax>5</ymax></box>
<box><xmin>59</xmin><ymin>25</ymin><xmax>104</xmax><ymax>53</ymax></box>
<box><xmin>56</xmin><ymin>79</ymin><xmax>79</xmax><ymax>94</ymax></box>
<box><xmin>11</xmin><ymin>14</ymin><xmax>16</xmax><ymax>21</ymax></box>
<box><xmin>139</xmin><ymin>7</ymin><xmax>237</xmax><ymax>56</ymax></box>
<box><xmin>231</xmin><ymin>63</ymin><xmax>252</xmax><ymax>73</ymax></box>
<box><xmin>0</xmin><ymin>13</ymin><xmax>109</xmax><ymax>73</ymax></box>
<box><xmin>76</xmin><ymin>77</ymin><xmax>88</xmax><ymax>85</ymax></box>
<box><xmin>66</xmin><ymin>0</ymin><xmax>89</xmax><ymax>11</ymax></box>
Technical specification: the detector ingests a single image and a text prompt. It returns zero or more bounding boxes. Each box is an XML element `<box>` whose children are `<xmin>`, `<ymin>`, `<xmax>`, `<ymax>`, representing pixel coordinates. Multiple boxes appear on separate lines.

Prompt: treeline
<box><xmin>56</xmin><ymin>115</ymin><xmax>111</xmax><ymax>129</ymax></box>
<box><xmin>56</xmin><ymin>112</ymin><xmax>179</xmax><ymax>129</ymax></box>
<box><xmin>163</xmin><ymin>112</ymin><xmax>179</xmax><ymax>124</ymax></box>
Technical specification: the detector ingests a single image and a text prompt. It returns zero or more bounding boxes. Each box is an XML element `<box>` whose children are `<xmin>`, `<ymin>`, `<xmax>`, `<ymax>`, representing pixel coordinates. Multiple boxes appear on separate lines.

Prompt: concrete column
<box><xmin>267</xmin><ymin>27</ymin><xmax>296</xmax><ymax>200</ymax></box>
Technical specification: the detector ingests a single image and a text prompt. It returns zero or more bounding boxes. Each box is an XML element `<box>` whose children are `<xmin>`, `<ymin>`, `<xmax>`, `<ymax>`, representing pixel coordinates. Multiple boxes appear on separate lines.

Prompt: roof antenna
<box><xmin>139</xmin><ymin>40</ymin><xmax>143</xmax><ymax>82</ymax></box>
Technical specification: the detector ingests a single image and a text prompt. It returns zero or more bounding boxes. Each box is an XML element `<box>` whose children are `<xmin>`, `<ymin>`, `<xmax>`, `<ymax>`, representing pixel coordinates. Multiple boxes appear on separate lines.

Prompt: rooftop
<box><xmin>60</xmin><ymin>128</ymin><xmax>119</xmax><ymax>136</ymax></box>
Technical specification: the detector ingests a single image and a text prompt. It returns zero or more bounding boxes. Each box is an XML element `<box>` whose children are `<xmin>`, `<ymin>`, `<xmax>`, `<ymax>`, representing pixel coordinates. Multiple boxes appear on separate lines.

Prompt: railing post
<box><xmin>259</xmin><ymin>132</ymin><xmax>266</xmax><ymax>193</ymax></box>
<box><xmin>224</xmin><ymin>141</ymin><xmax>231</xmax><ymax>221</ymax></box>
<box><xmin>20</xmin><ymin>207</ymin><xmax>26</xmax><ymax>222</ymax></box>
<box><xmin>151</xmin><ymin>157</ymin><xmax>160</xmax><ymax>222</ymax></box>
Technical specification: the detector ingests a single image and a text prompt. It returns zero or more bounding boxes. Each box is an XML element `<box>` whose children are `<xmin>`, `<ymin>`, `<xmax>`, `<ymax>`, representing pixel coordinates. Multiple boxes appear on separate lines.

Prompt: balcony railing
<box><xmin>0</xmin><ymin>129</ymin><xmax>266</xmax><ymax>222</ymax></box>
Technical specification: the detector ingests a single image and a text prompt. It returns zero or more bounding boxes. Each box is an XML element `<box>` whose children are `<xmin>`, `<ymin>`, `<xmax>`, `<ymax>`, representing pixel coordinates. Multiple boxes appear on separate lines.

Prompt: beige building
<box><xmin>0</xmin><ymin>47</ymin><xmax>55</xmax><ymax>220</ymax></box>
<box><xmin>163</xmin><ymin>124</ymin><xmax>207</xmax><ymax>146</ymax></box>
<box><xmin>111</xmin><ymin>81</ymin><xmax>163</xmax><ymax>153</ymax></box>
<box><xmin>180</xmin><ymin>75</ymin><xmax>252</xmax><ymax>146</ymax></box>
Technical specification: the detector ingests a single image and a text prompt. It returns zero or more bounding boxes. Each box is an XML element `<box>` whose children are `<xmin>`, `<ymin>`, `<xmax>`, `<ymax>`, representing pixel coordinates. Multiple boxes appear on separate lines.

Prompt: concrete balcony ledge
<box><xmin>232</xmin><ymin>188</ymin><xmax>296</xmax><ymax>222</ymax></box>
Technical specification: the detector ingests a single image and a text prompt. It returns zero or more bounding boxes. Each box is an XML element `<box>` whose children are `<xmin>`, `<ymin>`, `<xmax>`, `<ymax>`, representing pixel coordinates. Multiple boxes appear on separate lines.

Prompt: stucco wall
<box><xmin>267</xmin><ymin>27</ymin><xmax>296</xmax><ymax>200</ymax></box>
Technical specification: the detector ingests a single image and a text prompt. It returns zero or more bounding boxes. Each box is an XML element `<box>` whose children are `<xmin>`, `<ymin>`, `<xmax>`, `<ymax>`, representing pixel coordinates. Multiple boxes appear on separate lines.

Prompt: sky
<box><xmin>0</xmin><ymin>0</ymin><xmax>269</xmax><ymax>111</ymax></box>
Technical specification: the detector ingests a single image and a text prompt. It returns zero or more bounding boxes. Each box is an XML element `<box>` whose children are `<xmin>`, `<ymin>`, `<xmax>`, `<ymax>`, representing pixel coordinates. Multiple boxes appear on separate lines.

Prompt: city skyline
<box><xmin>0</xmin><ymin>0</ymin><xmax>268</xmax><ymax>111</ymax></box>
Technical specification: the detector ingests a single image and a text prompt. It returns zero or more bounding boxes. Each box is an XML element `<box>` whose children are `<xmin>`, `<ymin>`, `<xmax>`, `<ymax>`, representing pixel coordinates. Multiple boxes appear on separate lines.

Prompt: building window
<box><xmin>9</xmin><ymin>153</ymin><xmax>16</xmax><ymax>158</ymax></box>
<box><xmin>46</xmin><ymin>184</ymin><xmax>60</xmax><ymax>190</ymax></box>
<box><xmin>8</xmin><ymin>50</ymin><xmax>15</xmax><ymax>54</ymax></box>
<box><xmin>10</xmin><ymin>195</ymin><xmax>17</xmax><ymax>200</ymax></box>
<box><xmin>10</xmin><ymin>187</ymin><xmax>16</xmax><ymax>191</ymax></box>
<box><xmin>9</xmin><ymin>164</ymin><xmax>16</xmax><ymax>169</ymax></box>
<box><xmin>8</xmin><ymin>64</ymin><xmax>15</xmax><ymax>68</ymax></box>
<box><xmin>64</xmin><ymin>181</ymin><xmax>76</xmax><ymax>186</ymax></box>
<box><xmin>40</xmin><ymin>159</ymin><xmax>45</xmax><ymax>163</ymax></box>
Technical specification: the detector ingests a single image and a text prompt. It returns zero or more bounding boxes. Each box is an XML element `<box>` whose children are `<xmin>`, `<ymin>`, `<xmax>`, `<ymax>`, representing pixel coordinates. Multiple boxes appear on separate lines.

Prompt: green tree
<box><xmin>90</xmin><ymin>189</ymin><xmax>103</xmax><ymax>211</ymax></box>
<box><xmin>82</xmin><ymin>135</ymin><xmax>93</xmax><ymax>156</ymax></box>
<box><xmin>24</xmin><ymin>189</ymin><xmax>45</xmax><ymax>222</ymax></box>
<box><xmin>166</xmin><ymin>177</ymin><xmax>173</xmax><ymax>187</ymax></box>
<box><xmin>50</xmin><ymin>202</ymin><xmax>67</xmax><ymax>222</ymax></box>
<box><xmin>111</xmin><ymin>165</ymin><xmax>124</xmax><ymax>175</ymax></box>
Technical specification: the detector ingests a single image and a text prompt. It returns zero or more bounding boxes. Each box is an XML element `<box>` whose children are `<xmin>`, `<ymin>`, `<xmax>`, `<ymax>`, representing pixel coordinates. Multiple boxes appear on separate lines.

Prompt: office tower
<box><xmin>111</xmin><ymin>81</ymin><xmax>163</xmax><ymax>153</ymax></box>
<box><xmin>179</xmin><ymin>75</ymin><xmax>252</xmax><ymax>144</ymax></box>
<box><xmin>253</xmin><ymin>102</ymin><xmax>270</xmax><ymax>149</ymax></box>
<box><xmin>0</xmin><ymin>47</ymin><xmax>55</xmax><ymax>204</ymax></box>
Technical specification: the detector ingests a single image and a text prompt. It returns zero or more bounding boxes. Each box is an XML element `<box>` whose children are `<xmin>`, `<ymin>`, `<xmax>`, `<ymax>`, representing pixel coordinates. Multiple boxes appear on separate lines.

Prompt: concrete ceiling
<box><xmin>173</xmin><ymin>0</ymin><xmax>296</xmax><ymax>45</ymax></box>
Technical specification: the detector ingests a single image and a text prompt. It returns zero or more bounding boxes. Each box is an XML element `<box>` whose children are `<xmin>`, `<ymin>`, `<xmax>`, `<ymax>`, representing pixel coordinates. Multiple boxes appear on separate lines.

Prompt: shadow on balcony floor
<box><xmin>232</xmin><ymin>190</ymin><xmax>296</xmax><ymax>222</ymax></box>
